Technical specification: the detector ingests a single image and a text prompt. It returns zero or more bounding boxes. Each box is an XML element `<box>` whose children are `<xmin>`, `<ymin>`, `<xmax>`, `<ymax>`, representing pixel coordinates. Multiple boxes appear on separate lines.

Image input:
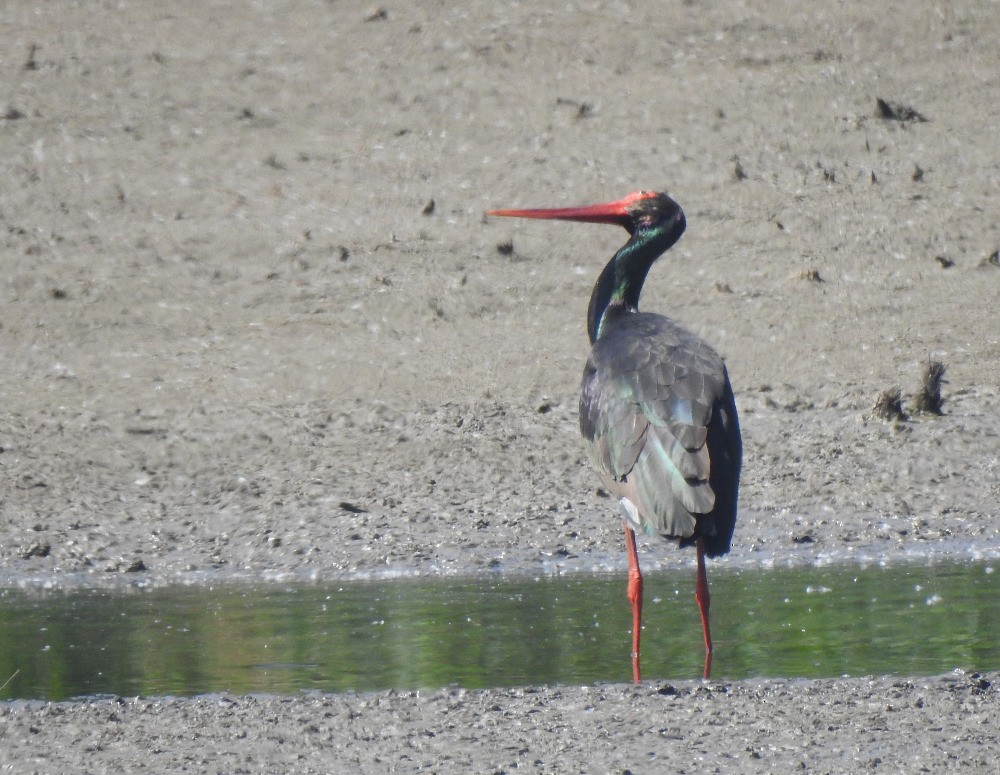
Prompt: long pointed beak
<box><xmin>488</xmin><ymin>201</ymin><xmax>627</xmax><ymax>225</ymax></box>
<box><xmin>488</xmin><ymin>191</ymin><xmax>653</xmax><ymax>227</ymax></box>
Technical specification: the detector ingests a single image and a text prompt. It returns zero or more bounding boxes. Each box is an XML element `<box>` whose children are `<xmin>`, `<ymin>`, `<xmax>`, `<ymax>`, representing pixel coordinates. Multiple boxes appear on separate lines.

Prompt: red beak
<box><xmin>488</xmin><ymin>191</ymin><xmax>655</xmax><ymax>227</ymax></box>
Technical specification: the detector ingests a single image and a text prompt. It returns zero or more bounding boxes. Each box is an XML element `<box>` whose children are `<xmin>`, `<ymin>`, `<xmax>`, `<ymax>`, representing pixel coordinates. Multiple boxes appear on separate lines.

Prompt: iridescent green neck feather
<box><xmin>587</xmin><ymin>214</ymin><xmax>686</xmax><ymax>343</ymax></box>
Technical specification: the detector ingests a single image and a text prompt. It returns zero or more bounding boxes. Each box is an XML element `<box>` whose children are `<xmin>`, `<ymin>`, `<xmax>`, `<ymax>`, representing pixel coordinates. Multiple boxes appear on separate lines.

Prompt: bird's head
<box><xmin>488</xmin><ymin>190</ymin><xmax>683</xmax><ymax>237</ymax></box>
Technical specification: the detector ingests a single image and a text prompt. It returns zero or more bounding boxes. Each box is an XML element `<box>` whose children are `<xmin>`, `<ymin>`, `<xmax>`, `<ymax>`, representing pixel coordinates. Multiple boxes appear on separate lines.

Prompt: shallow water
<box><xmin>1</xmin><ymin>562</ymin><xmax>997</xmax><ymax>700</ymax></box>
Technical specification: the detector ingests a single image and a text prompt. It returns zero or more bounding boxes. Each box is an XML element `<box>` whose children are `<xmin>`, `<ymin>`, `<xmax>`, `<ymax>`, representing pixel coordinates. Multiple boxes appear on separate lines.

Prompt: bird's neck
<box><xmin>587</xmin><ymin>221</ymin><xmax>684</xmax><ymax>343</ymax></box>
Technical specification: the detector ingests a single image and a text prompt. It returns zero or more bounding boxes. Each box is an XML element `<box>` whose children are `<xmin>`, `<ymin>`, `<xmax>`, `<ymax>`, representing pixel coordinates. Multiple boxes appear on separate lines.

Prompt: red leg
<box><xmin>624</xmin><ymin>523</ymin><xmax>643</xmax><ymax>684</ymax></box>
<box><xmin>695</xmin><ymin>537</ymin><xmax>713</xmax><ymax>680</ymax></box>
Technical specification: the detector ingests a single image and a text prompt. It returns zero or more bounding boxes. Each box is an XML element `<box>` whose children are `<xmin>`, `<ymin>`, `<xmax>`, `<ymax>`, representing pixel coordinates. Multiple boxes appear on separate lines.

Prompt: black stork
<box><xmin>488</xmin><ymin>191</ymin><xmax>741</xmax><ymax>683</ymax></box>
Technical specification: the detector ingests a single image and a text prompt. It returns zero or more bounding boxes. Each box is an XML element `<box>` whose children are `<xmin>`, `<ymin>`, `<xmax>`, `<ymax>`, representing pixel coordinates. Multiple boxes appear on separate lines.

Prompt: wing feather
<box><xmin>579</xmin><ymin>312</ymin><xmax>732</xmax><ymax>541</ymax></box>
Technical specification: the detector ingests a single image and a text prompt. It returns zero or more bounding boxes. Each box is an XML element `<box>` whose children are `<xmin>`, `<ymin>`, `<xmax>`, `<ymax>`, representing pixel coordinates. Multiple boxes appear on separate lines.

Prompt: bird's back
<box><xmin>579</xmin><ymin>311</ymin><xmax>741</xmax><ymax>557</ymax></box>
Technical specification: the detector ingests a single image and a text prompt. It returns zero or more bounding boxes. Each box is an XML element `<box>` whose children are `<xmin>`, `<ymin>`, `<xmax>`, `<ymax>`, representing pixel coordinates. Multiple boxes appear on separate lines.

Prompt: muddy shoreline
<box><xmin>2</xmin><ymin>673</ymin><xmax>998</xmax><ymax>773</ymax></box>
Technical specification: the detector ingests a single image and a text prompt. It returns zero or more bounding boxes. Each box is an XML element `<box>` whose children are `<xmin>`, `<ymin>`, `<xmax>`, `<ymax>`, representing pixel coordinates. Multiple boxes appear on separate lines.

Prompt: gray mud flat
<box><xmin>1</xmin><ymin>673</ymin><xmax>997</xmax><ymax>773</ymax></box>
<box><xmin>2</xmin><ymin>0</ymin><xmax>1000</xmax><ymax>771</ymax></box>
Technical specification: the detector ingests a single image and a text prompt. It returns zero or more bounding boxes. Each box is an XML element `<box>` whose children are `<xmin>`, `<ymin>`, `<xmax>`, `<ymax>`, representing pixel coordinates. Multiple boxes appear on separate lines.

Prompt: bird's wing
<box><xmin>580</xmin><ymin>315</ymin><xmax>726</xmax><ymax>539</ymax></box>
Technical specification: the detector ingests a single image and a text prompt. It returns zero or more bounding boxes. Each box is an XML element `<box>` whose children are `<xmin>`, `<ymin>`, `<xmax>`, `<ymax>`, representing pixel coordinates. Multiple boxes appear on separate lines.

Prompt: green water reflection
<box><xmin>1</xmin><ymin>562</ymin><xmax>998</xmax><ymax>700</ymax></box>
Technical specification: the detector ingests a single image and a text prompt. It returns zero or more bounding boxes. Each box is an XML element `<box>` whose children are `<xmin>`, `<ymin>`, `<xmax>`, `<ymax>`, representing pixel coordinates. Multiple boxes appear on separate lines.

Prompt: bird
<box><xmin>488</xmin><ymin>191</ymin><xmax>741</xmax><ymax>683</ymax></box>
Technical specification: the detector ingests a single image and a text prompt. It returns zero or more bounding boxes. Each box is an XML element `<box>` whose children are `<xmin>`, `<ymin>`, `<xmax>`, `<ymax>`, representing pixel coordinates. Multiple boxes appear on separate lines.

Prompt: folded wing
<box><xmin>580</xmin><ymin>314</ymin><xmax>732</xmax><ymax>543</ymax></box>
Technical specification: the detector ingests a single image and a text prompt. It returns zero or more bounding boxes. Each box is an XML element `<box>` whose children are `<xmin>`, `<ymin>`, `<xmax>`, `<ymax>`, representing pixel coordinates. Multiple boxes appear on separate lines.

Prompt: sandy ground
<box><xmin>2</xmin><ymin>672</ymin><xmax>998</xmax><ymax>773</ymax></box>
<box><xmin>2</xmin><ymin>0</ymin><xmax>999</xmax><ymax>771</ymax></box>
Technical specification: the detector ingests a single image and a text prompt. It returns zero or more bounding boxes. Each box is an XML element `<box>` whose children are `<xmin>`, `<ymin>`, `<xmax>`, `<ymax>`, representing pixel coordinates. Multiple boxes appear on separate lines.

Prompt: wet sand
<box><xmin>2</xmin><ymin>672</ymin><xmax>997</xmax><ymax>773</ymax></box>
<box><xmin>2</xmin><ymin>0</ymin><xmax>999</xmax><ymax>771</ymax></box>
